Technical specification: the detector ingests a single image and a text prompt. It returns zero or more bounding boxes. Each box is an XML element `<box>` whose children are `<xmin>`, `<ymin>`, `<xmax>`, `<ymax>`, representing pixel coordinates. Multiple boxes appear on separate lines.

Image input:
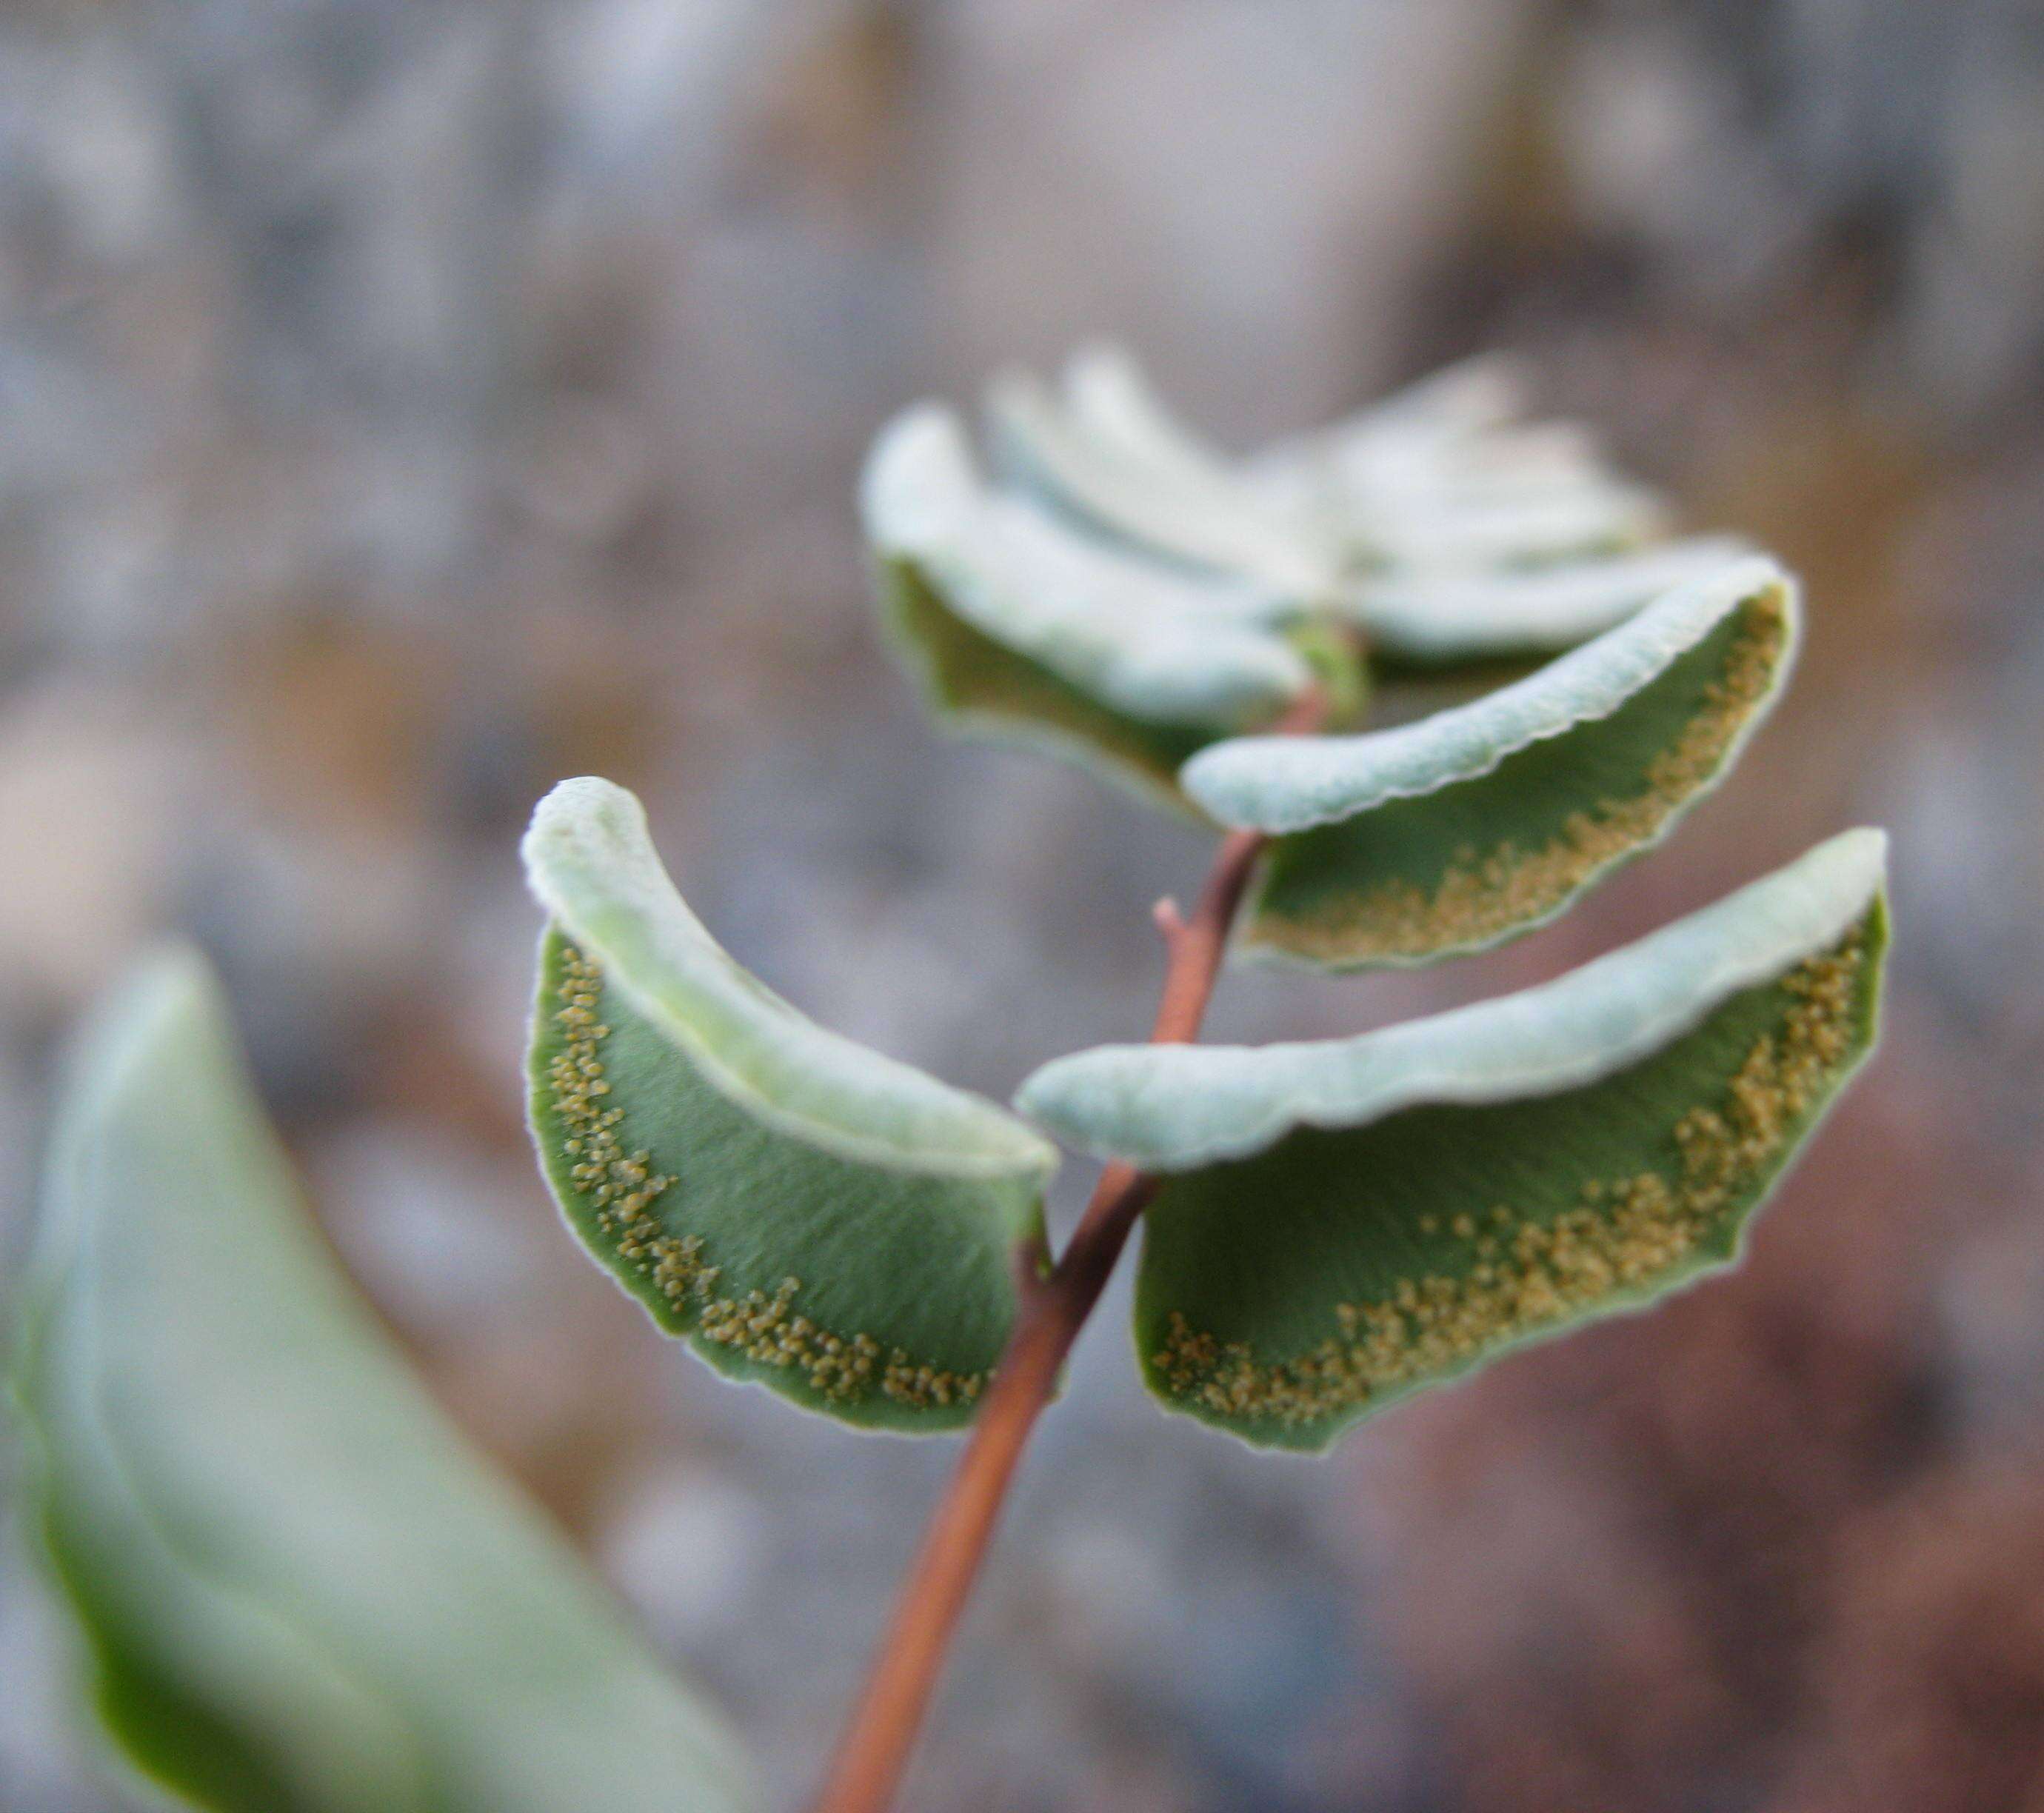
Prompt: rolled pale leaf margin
<box><xmin>524</xmin><ymin>777</ymin><xmax>1058</xmax><ymax>1431</ymax></box>
<box><xmin>14</xmin><ymin>949</ymin><xmax>755</xmax><ymax>1813</ymax></box>
<box><xmin>1243</xmin><ymin>351</ymin><xmax>1535</xmax><ymax>499</ymax></box>
<box><xmin>1000</xmin><ymin>345</ymin><xmax>1668</xmax><ymax>597</ymax></box>
<box><xmin>1183</xmin><ymin>554</ymin><xmax>1801</xmax><ymax>968</ymax></box>
<box><xmin>1015</xmin><ymin>829</ymin><xmax>1890</xmax><ymax>1451</ymax></box>
<box><xmin>861</xmin><ymin>404</ymin><xmax>1329</xmax><ymax>808</ymax></box>
<box><xmin>986</xmin><ymin>365</ymin><xmax>1335</xmax><ymax>595</ymax></box>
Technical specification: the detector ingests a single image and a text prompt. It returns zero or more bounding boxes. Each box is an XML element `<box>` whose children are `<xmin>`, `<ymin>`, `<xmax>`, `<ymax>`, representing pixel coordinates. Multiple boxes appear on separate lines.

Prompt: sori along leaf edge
<box><xmin>1017</xmin><ymin>829</ymin><xmax>1888</xmax><ymax>1452</ymax></box>
<box><xmin>1186</xmin><ymin>554</ymin><xmax>1802</xmax><ymax>969</ymax></box>
<box><xmin>1015</xmin><ymin>827</ymin><xmax>1886</xmax><ymax>1170</ymax></box>
<box><xmin>524</xmin><ymin>778</ymin><xmax>1054</xmax><ymax>1431</ymax></box>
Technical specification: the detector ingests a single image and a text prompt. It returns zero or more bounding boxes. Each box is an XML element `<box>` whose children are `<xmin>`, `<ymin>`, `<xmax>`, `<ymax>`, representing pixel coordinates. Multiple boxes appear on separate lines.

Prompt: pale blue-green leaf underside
<box><xmin>995</xmin><ymin>346</ymin><xmax>1669</xmax><ymax>604</ymax></box>
<box><xmin>1240</xmin><ymin>352</ymin><xmax>1539</xmax><ymax>498</ymax></box>
<box><xmin>1015</xmin><ymin>829</ymin><xmax>1889</xmax><ymax>1450</ymax></box>
<box><xmin>1342</xmin><ymin>535</ymin><xmax>1758</xmax><ymax>664</ymax></box>
<box><xmin>13</xmin><ymin>949</ymin><xmax>754</xmax><ymax>1813</ymax></box>
<box><xmin>987</xmin><ymin>364</ymin><xmax>1334</xmax><ymax>596</ymax></box>
<box><xmin>875</xmin><ymin>344</ymin><xmax>1761</xmax><ymax>788</ymax></box>
<box><xmin>524</xmin><ymin>777</ymin><xmax>1055</xmax><ymax>1429</ymax></box>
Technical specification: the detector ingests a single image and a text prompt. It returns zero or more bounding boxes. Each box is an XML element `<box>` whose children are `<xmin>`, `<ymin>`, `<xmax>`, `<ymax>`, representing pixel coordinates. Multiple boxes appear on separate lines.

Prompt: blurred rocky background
<box><xmin>2</xmin><ymin>0</ymin><xmax>2041</xmax><ymax>1808</ymax></box>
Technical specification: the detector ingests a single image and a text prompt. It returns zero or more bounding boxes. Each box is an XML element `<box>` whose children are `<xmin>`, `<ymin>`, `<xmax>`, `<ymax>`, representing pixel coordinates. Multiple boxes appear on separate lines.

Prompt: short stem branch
<box><xmin>810</xmin><ymin>692</ymin><xmax>1323</xmax><ymax>1813</ymax></box>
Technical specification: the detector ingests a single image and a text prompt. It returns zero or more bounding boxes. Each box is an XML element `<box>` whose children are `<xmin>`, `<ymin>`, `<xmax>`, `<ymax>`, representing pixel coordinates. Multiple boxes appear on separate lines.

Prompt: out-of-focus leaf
<box><xmin>1346</xmin><ymin>536</ymin><xmax>1757</xmax><ymax>665</ymax></box>
<box><xmin>996</xmin><ymin>346</ymin><xmax>1668</xmax><ymax>595</ymax></box>
<box><xmin>1015</xmin><ymin>830</ymin><xmax>1889</xmax><ymax>1452</ymax></box>
<box><xmin>861</xmin><ymin>405</ymin><xmax>1334</xmax><ymax>809</ymax></box>
<box><xmin>1260</xmin><ymin>367</ymin><xmax>1666</xmax><ymax>571</ymax></box>
<box><xmin>13</xmin><ymin>949</ymin><xmax>755</xmax><ymax>1813</ymax></box>
<box><xmin>524</xmin><ymin>778</ymin><xmax>1056</xmax><ymax>1430</ymax></box>
<box><xmin>986</xmin><ymin>366</ymin><xmax>1335</xmax><ymax>595</ymax></box>
<box><xmin>1058</xmin><ymin>344</ymin><xmax>1246</xmax><ymax>498</ymax></box>
<box><xmin>1332</xmin><ymin>481</ymin><xmax>1667</xmax><ymax>573</ymax></box>
<box><xmin>1243</xmin><ymin>352</ymin><xmax>1534</xmax><ymax>498</ymax></box>
<box><xmin>1066</xmin><ymin>345</ymin><xmax>1526</xmax><ymax>527</ymax></box>
<box><xmin>1183</xmin><ymin>555</ymin><xmax>1798</xmax><ymax>968</ymax></box>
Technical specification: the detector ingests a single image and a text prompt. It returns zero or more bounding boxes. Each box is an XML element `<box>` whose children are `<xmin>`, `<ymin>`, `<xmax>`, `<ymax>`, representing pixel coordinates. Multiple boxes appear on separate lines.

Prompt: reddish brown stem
<box><xmin>812</xmin><ymin>698</ymin><xmax>1322</xmax><ymax>1813</ymax></box>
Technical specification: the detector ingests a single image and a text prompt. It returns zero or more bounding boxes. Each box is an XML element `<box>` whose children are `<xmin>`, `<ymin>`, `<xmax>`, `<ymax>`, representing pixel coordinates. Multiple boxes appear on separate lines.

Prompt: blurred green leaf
<box><xmin>524</xmin><ymin>778</ymin><xmax>1056</xmax><ymax>1429</ymax></box>
<box><xmin>1183</xmin><ymin>556</ymin><xmax>1799</xmax><ymax>968</ymax></box>
<box><xmin>13</xmin><ymin>949</ymin><xmax>755</xmax><ymax>1813</ymax></box>
<box><xmin>863</xmin><ymin>405</ymin><xmax>1329</xmax><ymax>809</ymax></box>
<box><xmin>1017</xmin><ymin>830</ymin><xmax>1889</xmax><ymax>1452</ymax></box>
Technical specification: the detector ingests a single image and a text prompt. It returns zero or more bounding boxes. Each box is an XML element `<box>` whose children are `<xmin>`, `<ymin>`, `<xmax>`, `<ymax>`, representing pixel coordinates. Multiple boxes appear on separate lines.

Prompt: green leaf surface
<box><xmin>524</xmin><ymin>778</ymin><xmax>1055</xmax><ymax>1429</ymax></box>
<box><xmin>13</xmin><ymin>949</ymin><xmax>755</xmax><ymax>1813</ymax></box>
<box><xmin>862</xmin><ymin>405</ymin><xmax>1327</xmax><ymax>809</ymax></box>
<box><xmin>1183</xmin><ymin>555</ymin><xmax>1799</xmax><ymax>968</ymax></box>
<box><xmin>1015</xmin><ymin>829</ymin><xmax>1889</xmax><ymax>1451</ymax></box>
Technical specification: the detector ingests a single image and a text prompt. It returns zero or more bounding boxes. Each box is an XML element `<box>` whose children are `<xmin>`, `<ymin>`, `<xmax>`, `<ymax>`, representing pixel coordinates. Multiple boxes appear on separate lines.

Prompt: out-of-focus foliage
<box><xmin>862</xmin><ymin>339</ymin><xmax>1786</xmax><ymax>903</ymax></box>
<box><xmin>991</xmin><ymin>348</ymin><xmax>1670</xmax><ymax>611</ymax></box>
<box><xmin>862</xmin><ymin>405</ymin><xmax>1329</xmax><ymax>807</ymax></box>
<box><xmin>13</xmin><ymin>951</ymin><xmax>752</xmax><ymax>1813</ymax></box>
<box><xmin>868</xmin><ymin>343</ymin><xmax>1753</xmax><ymax>782</ymax></box>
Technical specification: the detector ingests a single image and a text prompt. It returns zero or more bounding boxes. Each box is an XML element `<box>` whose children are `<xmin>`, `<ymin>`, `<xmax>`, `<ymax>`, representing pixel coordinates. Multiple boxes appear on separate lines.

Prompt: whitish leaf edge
<box><xmin>861</xmin><ymin>404</ymin><xmax>1311</xmax><ymax>724</ymax></box>
<box><xmin>1338</xmin><ymin>535</ymin><xmax>1760</xmax><ymax>662</ymax></box>
<box><xmin>524</xmin><ymin>778</ymin><xmax>1058</xmax><ymax>1183</ymax></box>
<box><xmin>1058</xmin><ymin>344</ymin><xmax>1239</xmax><ymax>495</ymax></box>
<box><xmin>1052</xmin><ymin>346</ymin><xmax>1666</xmax><ymax>573</ymax></box>
<box><xmin>1016</xmin><ymin>828</ymin><xmax>1886</xmax><ymax>1170</ymax></box>
<box><xmin>984</xmin><ymin>367</ymin><xmax>1337</xmax><ymax>596</ymax></box>
<box><xmin>1182</xmin><ymin>554</ymin><xmax>1800</xmax><ymax>832</ymax></box>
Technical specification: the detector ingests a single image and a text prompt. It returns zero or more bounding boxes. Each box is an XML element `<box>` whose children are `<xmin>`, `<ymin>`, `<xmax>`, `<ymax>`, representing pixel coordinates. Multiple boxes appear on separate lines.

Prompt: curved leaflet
<box><xmin>1015</xmin><ymin>830</ymin><xmax>1890</xmax><ymax>1451</ymax></box>
<box><xmin>524</xmin><ymin>778</ymin><xmax>1058</xmax><ymax>1430</ymax></box>
<box><xmin>863</xmin><ymin>404</ymin><xmax>1324</xmax><ymax>808</ymax></box>
<box><xmin>986</xmin><ymin>366</ymin><xmax>1331</xmax><ymax>595</ymax></box>
<box><xmin>1183</xmin><ymin>555</ymin><xmax>1800</xmax><ymax>967</ymax></box>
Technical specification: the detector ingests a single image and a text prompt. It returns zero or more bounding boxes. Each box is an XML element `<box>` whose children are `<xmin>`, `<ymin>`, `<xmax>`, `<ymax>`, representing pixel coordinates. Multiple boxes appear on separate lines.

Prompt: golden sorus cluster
<box><xmin>1155</xmin><ymin>923</ymin><xmax>1867</xmax><ymax>1433</ymax></box>
<box><xmin>1266</xmin><ymin>591</ymin><xmax>1789</xmax><ymax>963</ymax></box>
<box><xmin>546</xmin><ymin>940</ymin><xmax>987</xmax><ymax>1414</ymax></box>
